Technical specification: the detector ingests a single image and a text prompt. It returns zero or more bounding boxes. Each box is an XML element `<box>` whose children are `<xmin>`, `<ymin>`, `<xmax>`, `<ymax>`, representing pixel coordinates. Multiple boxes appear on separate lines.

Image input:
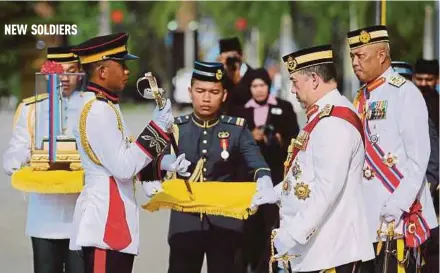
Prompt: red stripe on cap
<box><xmin>74</xmin><ymin>33</ymin><xmax>128</xmax><ymax>52</ymax></box>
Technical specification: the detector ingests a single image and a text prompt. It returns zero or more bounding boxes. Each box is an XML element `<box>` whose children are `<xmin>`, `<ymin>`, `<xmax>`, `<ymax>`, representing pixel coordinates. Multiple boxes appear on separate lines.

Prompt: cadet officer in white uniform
<box><xmin>347</xmin><ymin>25</ymin><xmax>438</xmax><ymax>273</ymax></box>
<box><xmin>3</xmin><ymin>47</ymin><xmax>85</xmax><ymax>273</ymax></box>
<box><xmin>251</xmin><ymin>45</ymin><xmax>374</xmax><ymax>273</ymax></box>
<box><xmin>69</xmin><ymin>33</ymin><xmax>190</xmax><ymax>273</ymax></box>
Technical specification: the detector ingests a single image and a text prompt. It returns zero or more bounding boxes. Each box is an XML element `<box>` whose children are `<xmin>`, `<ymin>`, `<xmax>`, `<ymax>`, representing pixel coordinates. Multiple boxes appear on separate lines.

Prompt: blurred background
<box><xmin>0</xmin><ymin>0</ymin><xmax>438</xmax><ymax>111</ymax></box>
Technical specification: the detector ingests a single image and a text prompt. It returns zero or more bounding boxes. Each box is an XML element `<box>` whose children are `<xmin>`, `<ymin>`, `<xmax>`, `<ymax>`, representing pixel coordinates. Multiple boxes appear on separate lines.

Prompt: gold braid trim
<box><xmin>12</xmin><ymin>103</ymin><xmax>24</xmax><ymax>130</ymax></box>
<box><xmin>27</xmin><ymin>103</ymin><xmax>35</xmax><ymax>149</ymax></box>
<box><xmin>79</xmin><ymin>98</ymin><xmax>125</xmax><ymax>166</ymax></box>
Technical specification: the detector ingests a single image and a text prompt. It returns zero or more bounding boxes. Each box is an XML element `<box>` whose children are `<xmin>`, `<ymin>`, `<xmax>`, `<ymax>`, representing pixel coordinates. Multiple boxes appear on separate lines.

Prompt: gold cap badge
<box><xmin>216</xmin><ymin>69</ymin><xmax>223</xmax><ymax>80</ymax></box>
<box><xmin>359</xmin><ymin>30</ymin><xmax>371</xmax><ymax>44</ymax></box>
<box><xmin>286</xmin><ymin>56</ymin><xmax>297</xmax><ymax>71</ymax></box>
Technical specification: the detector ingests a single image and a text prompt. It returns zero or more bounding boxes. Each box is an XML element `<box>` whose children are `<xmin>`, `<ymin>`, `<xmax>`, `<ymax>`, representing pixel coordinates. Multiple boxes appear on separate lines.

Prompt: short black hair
<box><xmin>299</xmin><ymin>63</ymin><xmax>337</xmax><ymax>83</ymax></box>
<box><xmin>82</xmin><ymin>60</ymin><xmax>108</xmax><ymax>77</ymax></box>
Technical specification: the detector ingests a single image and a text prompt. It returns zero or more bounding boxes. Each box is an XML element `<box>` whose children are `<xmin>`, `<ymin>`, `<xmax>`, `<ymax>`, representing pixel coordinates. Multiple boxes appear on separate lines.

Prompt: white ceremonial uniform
<box><xmin>275</xmin><ymin>89</ymin><xmax>374</xmax><ymax>271</ymax></box>
<box><xmin>3</xmin><ymin>91</ymin><xmax>85</xmax><ymax>239</ymax></box>
<box><xmin>356</xmin><ymin>67</ymin><xmax>438</xmax><ymax>242</ymax></box>
<box><xmin>69</xmin><ymin>90</ymin><xmax>170</xmax><ymax>255</ymax></box>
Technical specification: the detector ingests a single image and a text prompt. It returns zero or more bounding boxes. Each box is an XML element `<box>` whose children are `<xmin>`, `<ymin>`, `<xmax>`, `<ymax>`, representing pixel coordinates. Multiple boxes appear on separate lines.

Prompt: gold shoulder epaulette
<box><xmin>220</xmin><ymin>115</ymin><xmax>246</xmax><ymax>127</ymax></box>
<box><xmin>388</xmin><ymin>74</ymin><xmax>406</xmax><ymax>88</ymax></box>
<box><xmin>318</xmin><ymin>104</ymin><xmax>334</xmax><ymax>118</ymax></box>
<box><xmin>22</xmin><ymin>93</ymin><xmax>49</xmax><ymax>105</ymax></box>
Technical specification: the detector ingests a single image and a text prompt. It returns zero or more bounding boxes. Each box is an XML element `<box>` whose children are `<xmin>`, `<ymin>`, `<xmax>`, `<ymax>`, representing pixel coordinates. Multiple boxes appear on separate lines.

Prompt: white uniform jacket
<box><xmin>276</xmin><ymin>89</ymin><xmax>375</xmax><ymax>271</ymax></box>
<box><xmin>353</xmin><ymin>67</ymin><xmax>437</xmax><ymax>242</ymax></box>
<box><xmin>69</xmin><ymin>84</ymin><xmax>170</xmax><ymax>255</ymax></box>
<box><xmin>3</xmin><ymin>91</ymin><xmax>85</xmax><ymax>239</ymax></box>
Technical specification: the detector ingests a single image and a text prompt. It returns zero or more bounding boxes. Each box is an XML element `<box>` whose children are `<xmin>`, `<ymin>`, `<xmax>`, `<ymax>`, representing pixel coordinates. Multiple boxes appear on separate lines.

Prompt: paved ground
<box><xmin>0</xmin><ymin>102</ymin><xmax>305</xmax><ymax>273</ymax></box>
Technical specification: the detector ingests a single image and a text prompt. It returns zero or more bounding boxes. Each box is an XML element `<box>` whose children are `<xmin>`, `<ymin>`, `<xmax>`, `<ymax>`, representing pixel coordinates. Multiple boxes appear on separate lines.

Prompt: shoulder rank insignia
<box><xmin>319</xmin><ymin>104</ymin><xmax>334</xmax><ymax>118</ymax></box>
<box><xmin>388</xmin><ymin>74</ymin><xmax>406</xmax><ymax>88</ymax></box>
<box><xmin>220</xmin><ymin>115</ymin><xmax>246</xmax><ymax>127</ymax></box>
<box><xmin>294</xmin><ymin>182</ymin><xmax>311</xmax><ymax>200</ymax></box>
<box><xmin>174</xmin><ymin>115</ymin><xmax>190</xmax><ymax>125</ymax></box>
<box><xmin>22</xmin><ymin>93</ymin><xmax>49</xmax><ymax>105</ymax></box>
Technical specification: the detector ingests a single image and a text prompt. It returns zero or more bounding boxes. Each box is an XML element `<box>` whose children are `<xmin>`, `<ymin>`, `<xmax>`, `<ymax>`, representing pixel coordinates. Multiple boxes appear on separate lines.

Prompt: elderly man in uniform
<box><xmin>3</xmin><ymin>47</ymin><xmax>85</xmax><ymax>273</ymax></box>
<box><xmin>140</xmin><ymin>60</ymin><xmax>272</xmax><ymax>273</ymax></box>
<box><xmin>69</xmin><ymin>33</ymin><xmax>190</xmax><ymax>273</ymax></box>
<box><xmin>347</xmin><ymin>25</ymin><xmax>438</xmax><ymax>273</ymax></box>
<box><xmin>251</xmin><ymin>45</ymin><xmax>374</xmax><ymax>273</ymax></box>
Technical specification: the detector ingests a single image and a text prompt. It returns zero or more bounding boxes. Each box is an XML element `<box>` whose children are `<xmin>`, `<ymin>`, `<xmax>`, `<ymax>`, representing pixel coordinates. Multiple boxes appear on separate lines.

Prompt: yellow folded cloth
<box><xmin>11</xmin><ymin>167</ymin><xmax>84</xmax><ymax>194</ymax></box>
<box><xmin>143</xmin><ymin>179</ymin><xmax>257</xmax><ymax>220</ymax></box>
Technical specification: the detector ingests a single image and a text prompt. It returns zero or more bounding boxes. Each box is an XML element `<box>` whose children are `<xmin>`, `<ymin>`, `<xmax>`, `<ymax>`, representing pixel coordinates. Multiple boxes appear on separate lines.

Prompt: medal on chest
<box><xmin>366</xmin><ymin>100</ymin><xmax>388</xmax><ymax>120</ymax></box>
<box><xmin>363</xmin><ymin>165</ymin><xmax>375</xmax><ymax>180</ymax></box>
<box><xmin>294</xmin><ymin>182</ymin><xmax>311</xmax><ymax>200</ymax></box>
<box><xmin>291</xmin><ymin>160</ymin><xmax>302</xmax><ymax>179</ymax></box>
<box><xmin>218</xmin><ymin>131</ymin><xmax>230</xmax><ymax>161</ymax></box>
<box><xmin>282</xmin><ymin>179</ymin><xmax>291</xmax><ymax>195</ymax></box>
<box><xmin>383</xmin><ymin>152</ymin><xmax>398</xmax><ymax>167</ymax></box>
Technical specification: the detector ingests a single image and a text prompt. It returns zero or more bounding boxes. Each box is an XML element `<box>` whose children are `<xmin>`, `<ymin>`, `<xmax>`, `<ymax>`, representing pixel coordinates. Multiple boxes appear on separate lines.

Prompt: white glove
<box><xmin>380</xmin><ymin>200</ymin><xmax>404</xmax><ymax>225</ymax></box>
<box><xmin>250</xmin><ymin>186</ymin><xmax>279</xmax><ymax>210</ymax></box>
<box><xmin>273</xmin><ymin>228</ymin><xmax>297</xmax><ymax>259</ymax></box>
<box><xmin>3</xmin><ymin>158</ymin><xmax>22</xmax><ymax>176</ymax></box>
<box><xmin>152</xmin><ymin>99</ymin><xmax>173</xmax><ymax>132</ymax></box>
<box><xmin>256</xmin><ymin>175</ymin><xmax>273</xmax><ymax>191</ymax></box>
<box><xmin>161</xmin><ymin>153</ymin><xmax>191</xmax><ymax>177</ymax></box>
<box><xmin>141</xmin><ymin>180</ymin><xmax>163</xmax><ymax>198</ymax></box>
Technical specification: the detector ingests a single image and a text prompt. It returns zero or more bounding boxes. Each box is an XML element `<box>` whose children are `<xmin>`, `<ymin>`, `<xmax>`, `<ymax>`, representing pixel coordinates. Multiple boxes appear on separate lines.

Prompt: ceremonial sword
<box><xmin>382</xmin><ymin>221</ymin><xmax>395</xmax><ymax>273</ymax></box>
<box><xmin>136</xmin><ymin>72</ymin><xmax>195</xmax><ymax>200</ymax></box>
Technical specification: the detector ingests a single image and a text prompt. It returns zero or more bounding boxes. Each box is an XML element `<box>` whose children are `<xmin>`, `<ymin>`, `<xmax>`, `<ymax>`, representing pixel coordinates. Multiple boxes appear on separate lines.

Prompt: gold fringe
<box><xmin>11</xmin><ymin>167</ymin><xmax>84</xmax><ymax>194</ymax></box>
<box><xmin>144</xmin><ymin>202</ymin><xmax>254</xmax><ymax>220</ymax></box>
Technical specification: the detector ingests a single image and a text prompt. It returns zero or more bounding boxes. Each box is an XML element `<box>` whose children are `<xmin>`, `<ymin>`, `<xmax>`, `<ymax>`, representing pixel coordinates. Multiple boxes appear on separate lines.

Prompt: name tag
<box><xmin>271</xmin><ymin>107</ymin><xmax>283</xmax><ymax>115</ymax></box>
<box><xmin>366</xmin><ymin>100</ymin><xmax>388</xmax><ymax>120</ymax></box>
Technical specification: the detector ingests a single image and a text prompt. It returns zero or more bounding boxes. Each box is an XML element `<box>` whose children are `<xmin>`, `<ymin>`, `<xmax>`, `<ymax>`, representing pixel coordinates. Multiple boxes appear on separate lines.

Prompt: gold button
<box><xmin>203</xmin><ymin>131</ymin><xmax>207</xmax><ymax>135</ymax></box>
<box><xmin>203</xmin><ymin>140</ymin><xmax>207</xmax><ymax>144</ymax></box>
<box><xmin>202</xmin><ymin>149</ymin><xmax>207</xmax><ymax>154</ymax></box>
<box><xmin>203</xmin><ymin>168</ymin><xmax>207</xmax><ymax>172</ymax></box>
<box><xmin>203</xmin><ymin>158</ymin><xmax>207</xmax><ymax>162</ymax></box>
